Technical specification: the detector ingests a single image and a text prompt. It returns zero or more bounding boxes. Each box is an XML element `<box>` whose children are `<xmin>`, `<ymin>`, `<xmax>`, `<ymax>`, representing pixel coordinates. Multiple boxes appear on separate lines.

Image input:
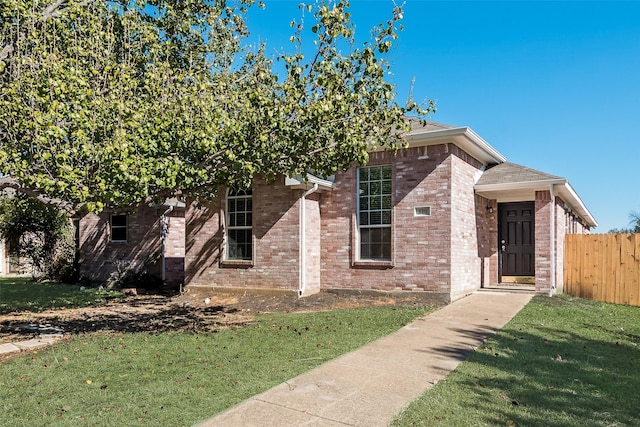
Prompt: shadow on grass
<box><xmin>462</xmin><ymin>329</ymin><xmax>638</xmax><ymax>426</ymax></box>
<box><xmin>0</xmin><ymin>302</ymin><xmax>241</xmax><ymax>336</ymax></box>
<box><xmin>395</xmin><ymin>295</ymin><xmax>640</xmax><ymax>426</ymax></box>
<box><xmin>413</xmin><ymin>324</ymin><xmax>504</xmax><ymax>363</ymax></box>
<box><xmin>0</xmin><ymin>277</ymin><xmax>245</xmax><ymax>337</ymax></box>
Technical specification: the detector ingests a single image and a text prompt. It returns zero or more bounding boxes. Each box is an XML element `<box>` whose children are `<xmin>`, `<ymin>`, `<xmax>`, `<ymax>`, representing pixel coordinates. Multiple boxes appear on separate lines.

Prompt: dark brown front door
<box><xmin>499</xmin><ymin>202</ymin><xmax>535</xmax><ymax>278</ymax></box>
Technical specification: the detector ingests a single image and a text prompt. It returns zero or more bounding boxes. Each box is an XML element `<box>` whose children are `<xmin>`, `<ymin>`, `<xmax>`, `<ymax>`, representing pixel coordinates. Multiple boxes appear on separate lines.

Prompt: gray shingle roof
<box><xmin>476</xmin><ymin>162</ymin><xmax>564</xmax><ymax>186</ymax></box>
<box><xmin>404</xmin><ymin>117</ymin><xmax>456</xmax><ymax>132</ymax></box>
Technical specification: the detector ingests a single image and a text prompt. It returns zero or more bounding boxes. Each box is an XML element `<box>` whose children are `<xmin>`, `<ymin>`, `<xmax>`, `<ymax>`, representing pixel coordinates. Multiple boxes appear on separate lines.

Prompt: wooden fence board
<box><xmin>564</xmin><ymin>234</ymin><xmax>640</xmax><ymax>307</ymax></box>
<box><xmin>600</xmin><ymin>235</ymin><xmax>608</xmax><ymax>302</ymax></box>
<box><xmin>607</xmin><ymin>235</ymin><xmax>615</xmax><ymax>303</ymax></box>
<box><xmin>635</xmin><ymin>237</ymin><xmax>640</xmax><ymax>306</ymax></box>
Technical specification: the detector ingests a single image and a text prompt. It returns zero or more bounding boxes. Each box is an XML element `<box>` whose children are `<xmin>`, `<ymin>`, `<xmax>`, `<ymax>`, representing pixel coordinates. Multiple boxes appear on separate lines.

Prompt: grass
<box><xmin>0</xmin><ymin>277</ymin><xmax>123</xmax><ymax>315</ymax></box>
<box><xmin>8</xmin><ymin>277</ymin><xmax>636</xmax><ymax>427</ymax></box>
<box><xmin>0</xmin><ymin>305</ymin><xmax>430</xmax><ymax>426</ymax></box>
<box><xmin>392</xmin><ymin>294</ymin><xmax>640</xmax><ymax>427</ymax></box>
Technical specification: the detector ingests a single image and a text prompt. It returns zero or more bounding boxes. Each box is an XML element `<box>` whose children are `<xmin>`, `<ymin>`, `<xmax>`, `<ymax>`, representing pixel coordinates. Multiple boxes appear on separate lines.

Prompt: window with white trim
<box><xmin>358</xmin><ymin>165</ymin><xmax>392</xmax><ymax>260</ymax></box>
<box><xmin>110</xmin><ymin>214</ymin><xmax>127</xmax><ymax>242</ymax></box>
<box><xmin>414</xmin><ymin>206</ymin><xmax>431</xmax><ymax>217</ymax></box>
<box><xmin>226</xmin><ymin>188</ymin><xmax>252</xmax><ymax>260</ymax></box>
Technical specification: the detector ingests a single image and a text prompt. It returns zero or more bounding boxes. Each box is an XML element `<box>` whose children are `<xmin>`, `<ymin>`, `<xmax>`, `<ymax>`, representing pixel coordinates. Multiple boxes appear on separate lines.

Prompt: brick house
<box><xmin>79</xmin><ymin>200</ymin><xmax>186</xmax><ymax>288</ymax></box>
<box><xmin>79</xmin><ymin>121</ymin><xmax>596</xmax><ymax>301</ymax></box>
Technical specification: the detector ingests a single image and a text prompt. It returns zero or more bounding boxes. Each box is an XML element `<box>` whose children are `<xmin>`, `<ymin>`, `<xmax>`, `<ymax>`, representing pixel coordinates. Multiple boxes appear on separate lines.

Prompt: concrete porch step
<box><xmin>480</xmin><ymin>284</ymin><xmax>538</xmax><ymax>292</ymax></box>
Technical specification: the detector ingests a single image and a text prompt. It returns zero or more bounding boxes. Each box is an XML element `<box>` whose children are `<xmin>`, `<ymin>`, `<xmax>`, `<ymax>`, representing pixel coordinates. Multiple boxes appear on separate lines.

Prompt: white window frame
<box><xmin>414</xmin><ymin>206</ymin><xmax>432</xmax><ymax>217</ymax></box>
<box><xmin>357</xmin><ymin>165</ymin><xmax>392</xmax><ymax>261</ymax></box>
<box><xmin>225</xmin><ymin>188</ymin><xmax>253</xmax><ymax>261</ymax></box>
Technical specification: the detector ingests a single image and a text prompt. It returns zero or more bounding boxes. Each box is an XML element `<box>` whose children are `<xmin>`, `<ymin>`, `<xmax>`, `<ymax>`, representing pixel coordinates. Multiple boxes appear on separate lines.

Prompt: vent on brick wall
<box><xmin>414</xmin><ymin>206</ymin><xmax>431</xmax><ymax>217</ymax></box>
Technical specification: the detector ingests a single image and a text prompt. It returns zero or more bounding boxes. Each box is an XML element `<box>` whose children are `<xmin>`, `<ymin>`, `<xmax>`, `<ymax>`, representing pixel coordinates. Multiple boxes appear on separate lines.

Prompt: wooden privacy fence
<box><xmin>565</xmin><ymin>234</ymin><xmax>640</xmax><ymax>306</ymax></box>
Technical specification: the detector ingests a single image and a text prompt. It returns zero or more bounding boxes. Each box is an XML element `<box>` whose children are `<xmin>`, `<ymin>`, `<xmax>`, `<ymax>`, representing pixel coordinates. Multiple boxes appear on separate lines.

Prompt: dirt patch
<box><xmin>0</xmin><ymin>289</ymin><xmax>442</xmax><ymax>345</ymax></box>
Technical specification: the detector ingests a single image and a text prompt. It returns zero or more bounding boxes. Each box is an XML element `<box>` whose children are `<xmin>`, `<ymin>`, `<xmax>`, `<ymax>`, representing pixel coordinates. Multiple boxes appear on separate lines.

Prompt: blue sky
<box><xmin>246</xmin><ymin>1</ymin><xmax>640</xmax><ymax>232</ymax></box>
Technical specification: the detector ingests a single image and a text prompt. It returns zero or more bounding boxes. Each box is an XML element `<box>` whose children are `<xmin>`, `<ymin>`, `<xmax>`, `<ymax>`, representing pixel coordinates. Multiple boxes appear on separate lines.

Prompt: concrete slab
<box><xmin>14</xmin><ymin>338</ymin><xmax>55</xmax><ymax>351</ymax></box>
<box><xmin>202</xmin><ymin>399</ymin><xmax>348</xmax><ymax>426</ymax></box>
<box><xmin>198</xmin><ymin>291</ymin><xmax>534</xmax><ymax>427</ymax></box>
<box><xmin>0</xmin><ymin>342</ymin><xmax>21</xmax><ymax>354</ymax></box>
<box><xmin>37</xmin><ymin>334</ymin><xmax>64</xmax><ymax>343</ymax></box>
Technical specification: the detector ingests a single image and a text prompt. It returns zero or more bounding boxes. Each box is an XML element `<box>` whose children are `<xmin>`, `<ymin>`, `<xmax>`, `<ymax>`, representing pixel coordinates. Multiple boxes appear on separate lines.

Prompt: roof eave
<box><xmin>148</xmin><ymin>199</ymin><xmax>186</xmax><ymax>209</ymax></box>
<box><xmin>475</xmin><ymin>179</ymin><xmax>598</xmax><ymax>228</ymax></box>
<box><xmin>285</xmin><ymin>174</ymin><xmax>334</xmax><ymax>191</ymax></box>
<box><xmin>475</xmin><ymin>178</ymin><xmax>567</xmax><ymax>193</ymax></box>
<box><xmin>404</xmin><ymin>126</ymin><xmax>507</xmax><ymax>166</ymax></box>
<box><xmin>556</xmin><ymin>182</ymin><xmax>598</xmax><ymax>228</ymax></box>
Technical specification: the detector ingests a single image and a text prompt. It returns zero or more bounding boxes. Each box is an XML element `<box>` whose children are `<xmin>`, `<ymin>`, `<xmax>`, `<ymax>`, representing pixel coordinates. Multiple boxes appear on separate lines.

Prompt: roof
<box><xmin>396</xmin><ymin>120</ymin><xmax>596</xmax><ymax>227</ymax></box>
<box><xmin>400</xmin><ymin>119</ymin><xmax>507</xmax><ymax>166</ymax></box>
<box><xmin>476</xmin><ymin>162</ymin><xmax>563</xmax><ymax>186</ymax></box>
<box><xmin>474</xmin><ymin>162</ymin><xmax>597</xmax><ymax>228</ymax></box>
<box><xmin>405</xmin><ymin>118</ymin><xmax>456</xmax><ymax>132</ymax></box>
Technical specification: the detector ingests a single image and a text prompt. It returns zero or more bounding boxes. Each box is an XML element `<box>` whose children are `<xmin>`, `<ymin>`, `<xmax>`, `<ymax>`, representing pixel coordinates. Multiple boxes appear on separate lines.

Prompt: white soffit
<box><xmin>285</xmin><ymin>174</ymin><xmax>334</xmax><ymax>191</ymax></box>
<box><xmin>475</xmin><ymin>179</ymin><xmax>597</xmax><ymax>228</ymax></box>
<box><xmin>404</xmin><ymin>126</ymin><xmax>507</xmax><ymax>166</ymax></box>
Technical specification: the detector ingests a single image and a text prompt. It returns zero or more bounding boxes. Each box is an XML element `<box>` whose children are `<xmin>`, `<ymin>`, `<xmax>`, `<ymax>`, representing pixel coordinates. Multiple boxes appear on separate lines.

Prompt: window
<box><xmin>110</xmin><ymin>214</ymin><xmax>127</xmax><ymax>242</ymax></box>
<box><xmin>414</xmin><ymin>206</ymin><xmax>431</xmax><ymax>217</ymax></box>
<box><xmin>358</xmin><ymin>165</ymin><xmax>392</xmax><ymax>260</ymax></box>
<box><xmin>226</xmin><ymin>188</ymin><xmax>252</xmax><ymax>260</ymax></box>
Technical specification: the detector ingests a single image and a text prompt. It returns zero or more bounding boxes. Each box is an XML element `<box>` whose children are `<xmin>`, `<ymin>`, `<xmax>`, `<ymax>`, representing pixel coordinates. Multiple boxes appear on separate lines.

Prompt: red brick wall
<box><xmin>578</xmin><ymin>221</ymin><xmax>589</xmax><ymax>234</ymax></box>
<box><xmin>450</xmin><ymin>152</ymin><xmax>494</xmax><ymax>299</ymax></box>
<box><xmin>182</xmin><ymin>144</ymin><xmax>498</xmax><ymax>299</ymax></box>
<box><xmin>564</xmin><ymin>208</ymin><xmax>590</xmax><ymax>235</ymax></box>
<box><xmin>321</xmin><ymin>144</ymin><xmax>484</xmax><ymax>297</ymax></box>
<box><xmin>476</xmin><ymin>195</ymin><xmax>499</xmax><ymax>288</ymax></box>
<box><xmin>185</xmin><ymin>177</ymin><xmax>303</xmax><ymax>293</ymax></box>
<box><xmin>303</xmin><ymin>193</ymin><xmax>322</xmax><ymax>295</ymax></box>
<box><xmin>535</xmin><ymin>190</ymin><xmax>552</xmax><ymax>291</ymax></box>
<box><xmin>164</xmin><ymin>209</ymin><xmax>185</xmax><ymax>287</ymax></box>
<box><xmin>554</xmin><ymin>198</ymin><xmax>566</xmax><ymax>293</ymax></box>
<box><xmin>535</xmin><ymin>190</ymin><xmax>580</xmax><ymax>293</ymax></box>
<box><xmin>79</xmin><ymin>205</ymin><xmax>185</xmax><ymax>286</ymax></box>
<box><xmin>554</xmin><ymin>197</ymin><xmax>593</xmax><ymax>293</ymax></box>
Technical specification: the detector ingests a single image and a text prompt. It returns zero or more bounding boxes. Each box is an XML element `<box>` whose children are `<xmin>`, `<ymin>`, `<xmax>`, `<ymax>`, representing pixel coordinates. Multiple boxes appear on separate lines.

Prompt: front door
<box><xmin>499</xmin><ymin>202</ymin><xmax>535</xmax><ymax>280</ymax></box>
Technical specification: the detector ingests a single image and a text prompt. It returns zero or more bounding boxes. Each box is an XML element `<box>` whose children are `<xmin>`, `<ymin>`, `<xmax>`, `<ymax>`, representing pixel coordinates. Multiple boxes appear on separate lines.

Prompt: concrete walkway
<box><xmin>0</xmin><ymin>334</ymin><xmax>64</xmax><ymax>356</ymax></box>
<box><xmin>197</xmin><ymin>290</ymin><xmax>534</xmax><ymax>427</ymax></box>
<box><xmin>0</xmin><ymin>323</ymin><xmax>65</xmax><ymax>357</ymax></box>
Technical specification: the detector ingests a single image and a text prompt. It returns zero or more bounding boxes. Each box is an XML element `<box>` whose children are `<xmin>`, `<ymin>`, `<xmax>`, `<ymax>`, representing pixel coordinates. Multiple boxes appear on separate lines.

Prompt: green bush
<box><xmin>0</xmin><ymin>193</ymin><xmax>75</xmax><ymax>281</ymax></box>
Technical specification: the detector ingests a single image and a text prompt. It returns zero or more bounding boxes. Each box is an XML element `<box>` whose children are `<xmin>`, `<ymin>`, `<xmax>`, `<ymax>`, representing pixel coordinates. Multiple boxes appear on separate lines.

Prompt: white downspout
<box><xmin>549</xmin><ymin>184</ymin><xmax>555</xmax><ymax>297</ymax></box>
<box><xmin>0</xmin><ymin>238</ymin><xmax>4</xmax><ymax>275</ymax></box>
<box><xmin>161</xmin><ymin>205</ymin><xmax>174</xmax><ymax>282</ymax></box>
<box><xmin>299</xmin><ymin>183</ymin><xmax>319</xmax><ymax>297</ymax></box>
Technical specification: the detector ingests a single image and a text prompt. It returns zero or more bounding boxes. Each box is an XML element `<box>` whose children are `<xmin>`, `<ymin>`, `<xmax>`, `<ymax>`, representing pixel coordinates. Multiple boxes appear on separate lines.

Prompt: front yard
<box><xmin>0</xmin><ymin>277</ymin><xmax>433</xmax><ymax>426</ymax></box>
<box><xmin>392</xmin><ymin>294</ymin><xmax>640</xmax><ymax>426</ymax></box>
<box><xmin>2</xmin><ymin>277</ymin><xmax>639</xmax><ymax>426</ymax></box>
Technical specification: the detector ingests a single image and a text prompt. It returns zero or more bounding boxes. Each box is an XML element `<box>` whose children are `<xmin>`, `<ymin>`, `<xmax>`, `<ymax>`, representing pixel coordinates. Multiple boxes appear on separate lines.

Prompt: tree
<box><xmin>608</xmin><ymin>211</ymin><xmax>640</xmax><ymax>234</ymax></box>
<box><xmin>0</xmin><ymin>0</ymin><xmax>433</xmax><ymax>214</ymax></box>
<box><xmin>0</xmin><ymin>192</ymin><xmax>73</xmax><ymax>279</ymax></box>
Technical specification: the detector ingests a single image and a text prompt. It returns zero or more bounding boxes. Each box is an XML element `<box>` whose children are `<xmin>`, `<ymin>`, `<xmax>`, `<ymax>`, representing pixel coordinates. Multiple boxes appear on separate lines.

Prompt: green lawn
<box><xmin>6</xmin><ymin>278</ymin><xmax>636</xmax><ymax>427</ymax></box>
<box><xmin>392</xmin><ymin>294</ymin><xmax>640</xmax><ymax>427</ymax></box>
<box><xmin>0</xmin><ymin>303</ymin><xmax>430</xmax><ymax>426</ymax></box>
<box><xmin>0</xmin><ymin>276</ymin><xmax>122</xmax><ymax>314</ymax></box>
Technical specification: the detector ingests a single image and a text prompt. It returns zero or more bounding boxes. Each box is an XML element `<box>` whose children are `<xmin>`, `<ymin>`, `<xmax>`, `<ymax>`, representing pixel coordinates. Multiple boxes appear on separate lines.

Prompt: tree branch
<box><xmin>42</xmin><ymin>0</ymin><xmax>68</xmax><ymax>20</ymax></box>
<box><xmin>0</xmin><ymin>43</ymin><xmax>13</xmax><ymax>62</ymax></box>
<box><xmin>0</xmin><ymin>176</ymin><xmax>86</xmax><ymax>216</ymax></box>
<box><xmin>0</xmin><ymin>0</ymin><xmax>83</xmax><ymax>62</ymax></box>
